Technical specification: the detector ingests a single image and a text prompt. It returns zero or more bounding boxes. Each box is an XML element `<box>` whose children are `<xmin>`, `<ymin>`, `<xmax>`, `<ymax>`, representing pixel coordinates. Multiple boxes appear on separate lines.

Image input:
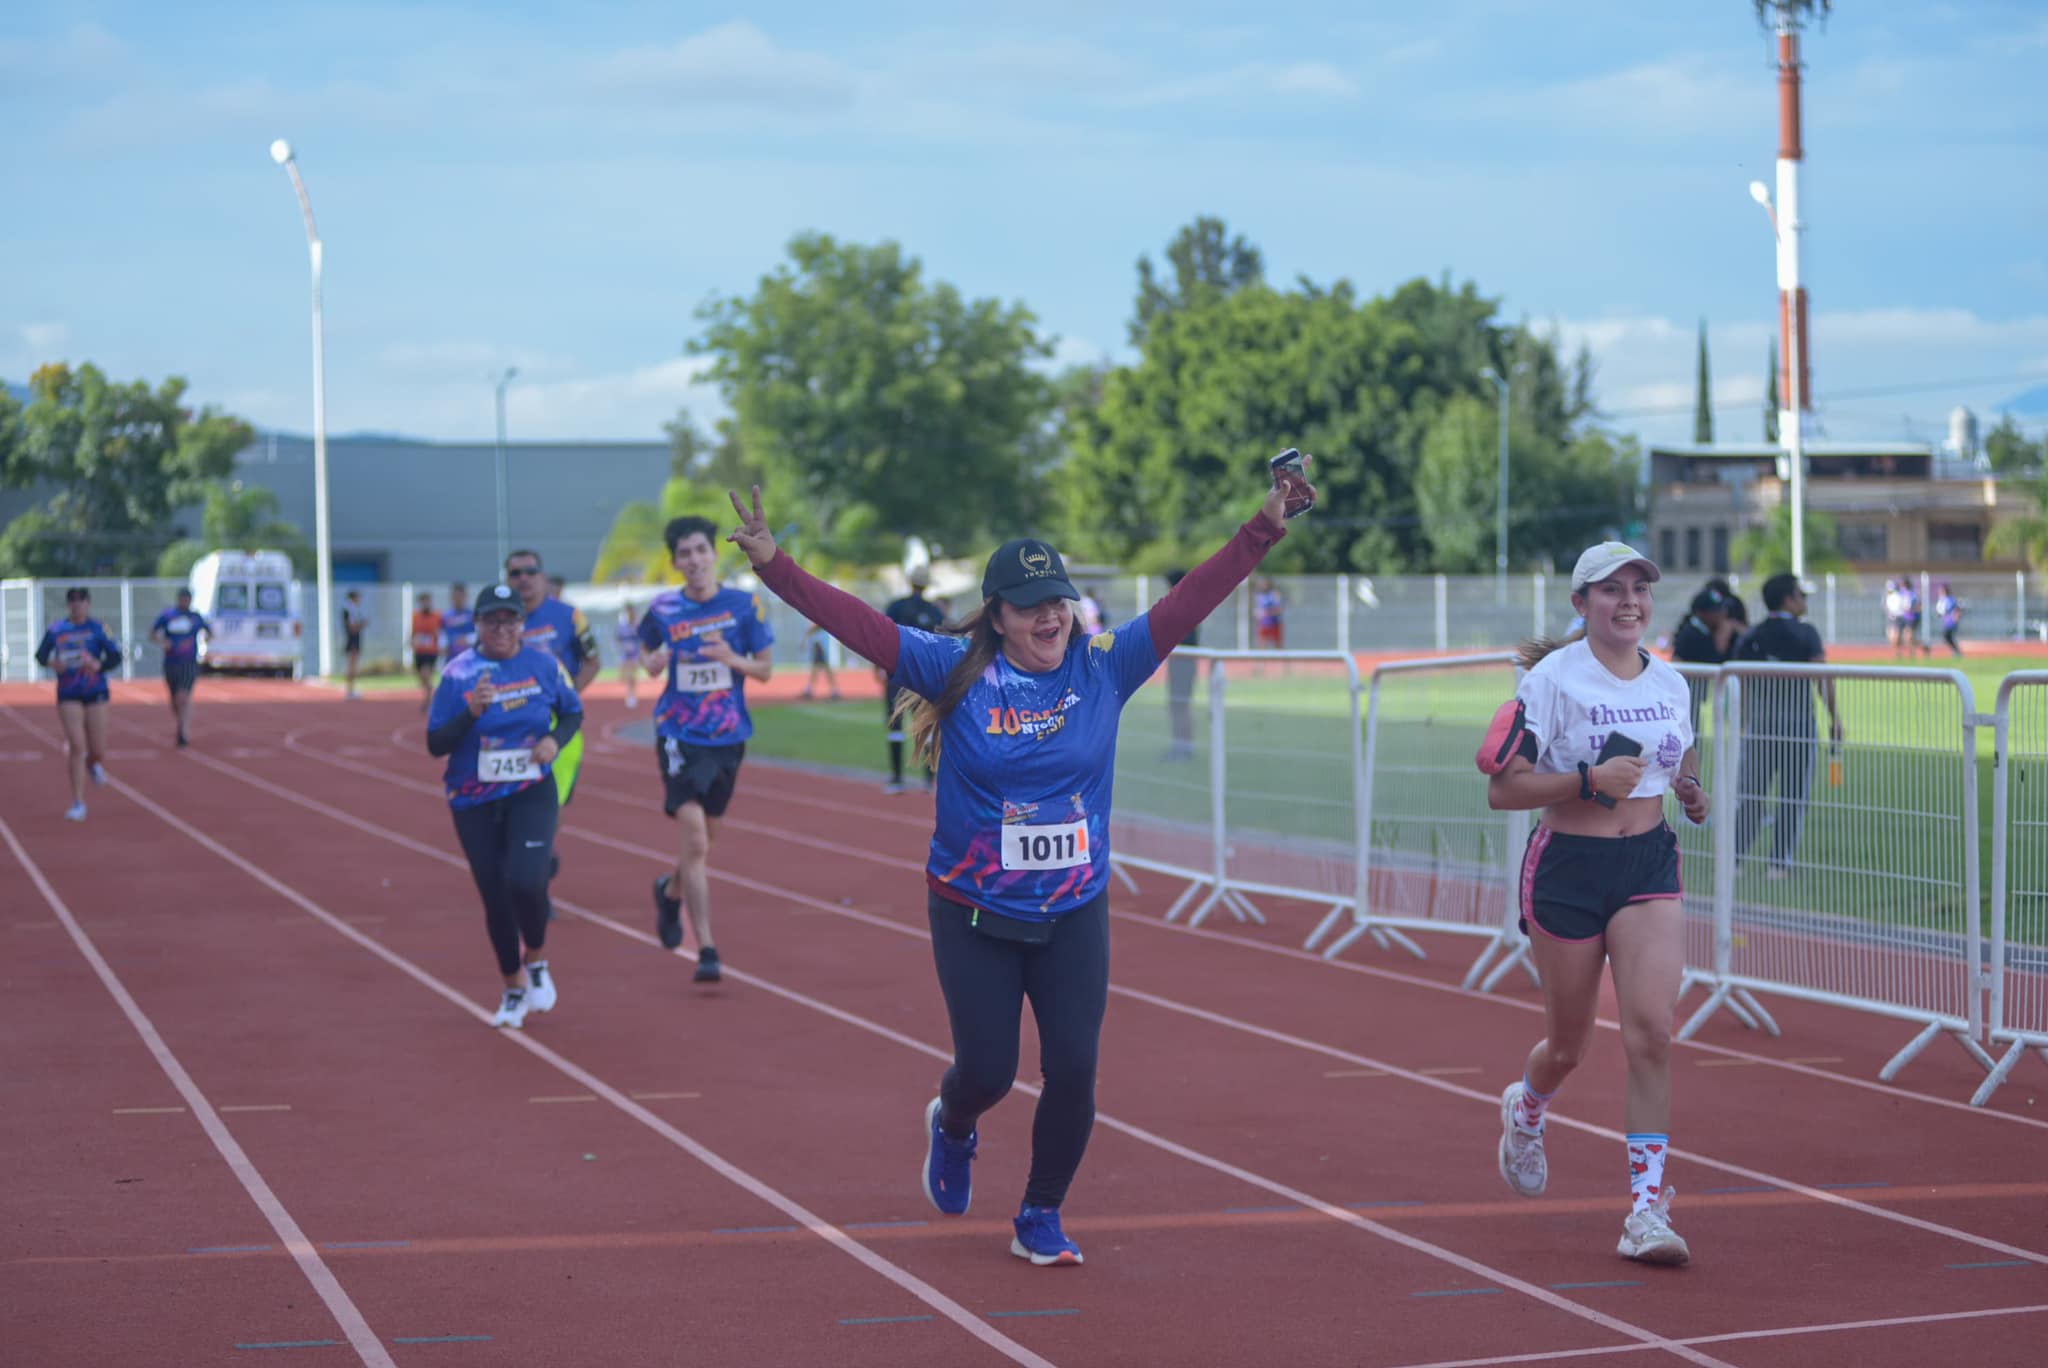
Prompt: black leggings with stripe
<box><xmin>451</xmin><ymin>781</ymin><xmax>557</xmax><ymax>976</ymax></box>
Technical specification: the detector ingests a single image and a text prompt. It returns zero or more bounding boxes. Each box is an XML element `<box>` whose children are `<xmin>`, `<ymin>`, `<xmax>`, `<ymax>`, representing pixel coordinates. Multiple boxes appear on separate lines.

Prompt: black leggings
<box><xmin>927</xmin><ymin>889</ymin><xmax>1110</xmax><ymax>1209</ymax></box>
<box><xmin>451</xmin><ymin>781</ymin><xmax>558</xmax><ymax>976</ymax></box>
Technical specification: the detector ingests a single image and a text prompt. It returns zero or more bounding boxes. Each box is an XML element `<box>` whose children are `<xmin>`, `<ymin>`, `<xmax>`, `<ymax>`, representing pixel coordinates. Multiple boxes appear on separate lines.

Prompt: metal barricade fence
<box><xmin>1979</xmin><ymin>672</ymin><xmax>2048</xmax><ymax>1106</ymax></box>
<box><xmin>1109</xmin><ymin>649</ymin><xmax>1364</xmax><ymax>931</ymax></box>
<box><xmin>1312</xmin><ymin>654</ymin><xmax>1535</xmax><ymax>991</ymax></box>
<box><xmin>1678</xmin><ymin>663</ymin><xmax>1996</xmax><ymax>1086</ymax></box>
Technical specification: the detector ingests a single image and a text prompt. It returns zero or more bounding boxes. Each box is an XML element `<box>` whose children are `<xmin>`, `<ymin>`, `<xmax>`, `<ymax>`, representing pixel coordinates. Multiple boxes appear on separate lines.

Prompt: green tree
<box><xmin>1130</xmin><ymin>216</ymin><xmax>1265</xmax><ymax>347</ymax></box>
<box><xmin>1763</xmin><ymin>337</ymin><xmax>1780</xmax><ymax>443</ymax></box>
<box><xmin>1984</xmin><ymin>413</ymin><xmax>2041</xmax><ymax>478</ymax></box>
<box><xmin>155</xmin><ymin>482</ymin><xmax>314</xmax><ymax>580</ymax></box>
<box><xmin>1693</xmin><ymin>318</ymin><xmax>1714</xmax><ymax>444</ymax></box>
<box><xmin>1416</xmin><ymin>394</ymin><xmax>1496</xmax><ymax>572</ymax></box>
<box><xmin>1987</xmin><ymin>471</ymin><xmax>2048</xmax><ymax>569</ymax></box>
<box><xmin>1730</xmin><ymin>503</ymin><xmax>1849</xmax><ymax>575</ymax></box>
<box><xmin>693</xmin><ymin>234</ymin><xmax>1054</xmax><ymax>565</ymax></box>
<box><xmin>0</xmin><ymin>362</ymin><xmax>251</xmax><ymax>576</ymax></box>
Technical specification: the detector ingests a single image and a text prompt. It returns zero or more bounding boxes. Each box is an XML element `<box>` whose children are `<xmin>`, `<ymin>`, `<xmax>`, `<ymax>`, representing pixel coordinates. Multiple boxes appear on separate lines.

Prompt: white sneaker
<box><xmin>525</xmin><ymin>963</ymin><xmax>557</xmax><ymax>1014</ymax></box>
<box><xmin>64</xmin><ymin>802</ymin><xmax>87</xmax><ymax>822</ymax></box>
<box><xmin>90</xmin><ymin>763</ymin><xmax>108</xmax><ymax>786</ymax></box>
<box><xmin>1497</xmin><ymin>1083</ymin><xmax>1548</xmax><ymax>1197</ymax></box>
<box><xmin>882</xmin><ymin>778</ymin><xmax>908</xmax><ymax>794</ymax></box>
<box><xmin>490</xmin><ymin>988</ymin><xmax>529</xmax><ymax>1029</ymax></box>
<box><xmin>1618</xmin><ymin>1187</ymin><xmax>1691</xmax><ymax>1265</ymax></box>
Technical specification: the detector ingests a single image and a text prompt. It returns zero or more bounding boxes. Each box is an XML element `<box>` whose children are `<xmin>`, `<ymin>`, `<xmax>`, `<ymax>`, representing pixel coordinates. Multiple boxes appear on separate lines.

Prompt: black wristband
<box><xmin>1578</xmin><ymin>761</ymin><xmax>1595</xmax><ymax>802</ymax></box>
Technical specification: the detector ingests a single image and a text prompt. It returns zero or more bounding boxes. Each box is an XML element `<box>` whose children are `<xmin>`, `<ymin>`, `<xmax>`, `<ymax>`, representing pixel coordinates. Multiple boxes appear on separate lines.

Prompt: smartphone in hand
<box><xmin>1590</xmin><ymin>731</ymin><xmax>1643</xmax><ymax>809</ymax></box>
<box><xmin>1270</xmin><ymin>448</ymin><xmax>1317</xmax><ymax>519</ymax></box>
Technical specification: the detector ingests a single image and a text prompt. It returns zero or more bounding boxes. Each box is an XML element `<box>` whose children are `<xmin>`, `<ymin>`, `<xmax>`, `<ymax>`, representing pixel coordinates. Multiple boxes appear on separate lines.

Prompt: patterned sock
<box><xmin>1626</xmin><ymin>1133</ymin><xmax>1669</xmax><ymax>1213</ymax></box>
<box><xmin>1513</xmin><ymin>1077</ymin><xmax>1555</xmax><ymax>1132</ymax></box>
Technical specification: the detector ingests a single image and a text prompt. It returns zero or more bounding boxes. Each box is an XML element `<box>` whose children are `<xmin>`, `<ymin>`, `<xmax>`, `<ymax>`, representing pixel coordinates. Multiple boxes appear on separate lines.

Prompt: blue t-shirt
<box><xmin>521</xmin><ymin>597</ymin><xmax>594</xmax><ymax>683</ymax></box>
<box><xmin>152</xmin><ymin>608</ymin><xmax>211</xmax><ymax>663</ymax></box>
<box><xmin>637</xmin><ymin>587</ymin><xmax>775</xmax><ymax>747</ymax></box>
<box><xmin>896</xmin><ymin>615</ymin><xmax>1161</xmax><ymax>924</ymax></box>
<box><xmin>427</xmin><ymin>645</ymin><xmax>583</xmax><ymax>809</ymax></box>
<box><xmin>36</xmin><ymin>619</ymin><xmax>122</xmax><ymax>702</ymax></box>
<box><xmin>441</xmin><ymin>608</ymin><xmax>475</xmax><ymax>658</ymax></box>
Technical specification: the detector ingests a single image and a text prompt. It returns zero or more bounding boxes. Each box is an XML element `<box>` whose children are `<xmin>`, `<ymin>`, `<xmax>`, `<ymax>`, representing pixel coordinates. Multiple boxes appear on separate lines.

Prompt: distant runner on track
<box><xmin>36</xmin><ymin>586</ymin><xmax>123</xmax><ymax>822</ymax></box>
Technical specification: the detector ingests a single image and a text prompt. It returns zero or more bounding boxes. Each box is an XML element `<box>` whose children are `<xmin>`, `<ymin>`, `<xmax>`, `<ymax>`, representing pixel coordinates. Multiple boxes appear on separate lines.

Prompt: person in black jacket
<box><xmin>1731</xmin><ymin>574</ymin><xmax>1844</xmax><ymax>880</ymax></box>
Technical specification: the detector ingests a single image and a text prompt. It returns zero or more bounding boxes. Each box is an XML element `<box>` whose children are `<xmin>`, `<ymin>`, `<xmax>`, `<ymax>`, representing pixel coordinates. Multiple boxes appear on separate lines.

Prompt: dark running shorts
<box><xmin>656</xmin><ymin>737</ymin><xmax>746</xmax><ymax>818</ymax></box>
<box><xmin>413</xmin><ymin>652</ymin><xmax>439</xmax><ymax>672</ymax></box>
<box><xmin>344</xmin><ymin>631</ymin><xmax>364</xmax><ymax>655</ymax></box>
<box><xmin>164</xmin><ymin>658</ymin><xmax>199</xmax><ymax>694</ymax></box>
<box><xmin>1518</xmin><ymin>823</ymin><xmax>1682</xmax><ymax>942</ymax></box>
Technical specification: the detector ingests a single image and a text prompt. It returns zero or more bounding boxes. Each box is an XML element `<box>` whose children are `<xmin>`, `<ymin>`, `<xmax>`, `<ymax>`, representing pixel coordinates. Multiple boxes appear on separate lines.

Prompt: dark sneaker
<box><xmin>653</xmin><ymin>875</ymin><xmax>683</xmax><ymax>949</ymax></box>
<box><xmin>692</xmin><ymin>946</ymin><xmax>722</xmax><ymax>983</ymax></box>
<box><xmin>1010</xmin><ymin>1203</ymin><xmax>1082</xmax><ymax>1266</ymax></box>
<box><xmin>921</xmin><ymin>1097</ymin><xmax>976</xmax><ymax>1215</ymax></box>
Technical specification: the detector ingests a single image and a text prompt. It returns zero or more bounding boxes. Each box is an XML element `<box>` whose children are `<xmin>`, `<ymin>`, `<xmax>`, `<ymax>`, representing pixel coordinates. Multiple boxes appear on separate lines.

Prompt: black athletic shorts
<box><xmin>413</xmin><ymin>652</ymin><xmax>439</xmax><ymax>672</ymax></box>
<box><xmin>164</xmin><ymin>659</ymin><xmax>199</xmax><ymax>695</ymax></box>
<box><xmin>656</xmin><ymin>737</ymin><xmax>746</xmax><ymax>818</ymax></box>
<box><xmin>344</xmin><ymin>631</ymin><xmax>364</xmax><ymax>655</ymax></box>
<box><xmin>1518</xmin><ymin>823</ymin><xmax>1682</xmax><ymax>942</ymax></box>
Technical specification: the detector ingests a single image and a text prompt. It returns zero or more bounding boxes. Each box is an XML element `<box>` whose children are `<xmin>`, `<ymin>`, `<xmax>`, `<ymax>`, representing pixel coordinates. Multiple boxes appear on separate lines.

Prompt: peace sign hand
<box><xmin>727</xmin><ymin>485</ymin><xmax>779</xmax><ymax>568</ymax></box>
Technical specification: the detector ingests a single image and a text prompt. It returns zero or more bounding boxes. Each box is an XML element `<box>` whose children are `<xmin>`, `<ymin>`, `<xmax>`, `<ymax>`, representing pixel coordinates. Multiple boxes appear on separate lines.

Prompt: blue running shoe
<box><xmin>921</xmin><ymin>1097</ymin><xmax>976</xmax><ymax>1215</ymax></box>
<box><xmin>1010</xmin><ymin>1204</ymin><xmax>1083</xmax><ymax>1266</ymax></box>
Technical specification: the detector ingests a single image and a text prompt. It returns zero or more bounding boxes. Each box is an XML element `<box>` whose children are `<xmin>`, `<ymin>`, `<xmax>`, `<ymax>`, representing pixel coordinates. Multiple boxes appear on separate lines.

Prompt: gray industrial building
<box><xmin>232</xmin><ymin>431</ymin><xmax>669</xmax><ymax>585</ymax></box>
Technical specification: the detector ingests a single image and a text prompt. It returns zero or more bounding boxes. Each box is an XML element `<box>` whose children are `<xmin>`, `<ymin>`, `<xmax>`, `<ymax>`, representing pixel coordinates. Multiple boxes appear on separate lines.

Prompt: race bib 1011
<box><xmin>479</xmin><ymin>747</ymin><xmax>537</xmax><ymax>783</ymax></box>
<box><xmin>1000</xmin><ymin>820</ymin><xmax>1090</xmax><ymax>872</ymax></box>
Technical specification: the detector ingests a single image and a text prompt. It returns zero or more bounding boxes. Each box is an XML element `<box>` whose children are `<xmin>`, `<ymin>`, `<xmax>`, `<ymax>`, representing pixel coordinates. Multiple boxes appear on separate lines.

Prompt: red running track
<box><xmin>3</xmin><ymin>680</ymin><xmax>2047</xmax><ymax>1367</ymax></box>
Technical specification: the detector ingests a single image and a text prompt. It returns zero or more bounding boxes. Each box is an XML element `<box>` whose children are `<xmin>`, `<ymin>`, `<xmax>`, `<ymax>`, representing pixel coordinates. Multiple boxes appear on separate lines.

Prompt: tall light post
<box><xmin>492</xmin><ymin>367</ymin><xmax>518</xmax><ymax>568</ymax></box>
<box><xmin>1750</xmin><ymin>179</ymin><xmax>1806</xmax><ymax>578</ymax></box>
<box><xmin>268</xmin><ymin>139</ymin><xmax>334</xmax><ymax>678</ymax></box>
<box><xmin>1480</xmin><ymin>365</ymin><xmax>1512</xmax><ymax>597</ymax></box>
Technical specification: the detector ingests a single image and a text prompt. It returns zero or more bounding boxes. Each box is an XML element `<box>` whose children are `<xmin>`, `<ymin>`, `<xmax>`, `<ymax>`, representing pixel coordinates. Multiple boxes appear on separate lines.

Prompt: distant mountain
<box><xmin>4</xmin><ymin>381</ymin><xmax>27</xmax><ymax>404</ymax></box>
<box><xmin>1996</xmin><ymin>383</ymin><xmax>2048</xmax><ymax>418</ymax></box>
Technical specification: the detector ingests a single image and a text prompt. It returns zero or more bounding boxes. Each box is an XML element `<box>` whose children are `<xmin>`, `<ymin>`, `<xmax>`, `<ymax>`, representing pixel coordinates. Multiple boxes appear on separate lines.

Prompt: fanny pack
<box><xmin>1476</xmin><ymin>698</ymin><xmax>1537</xmax><ymax>774</ymax></box>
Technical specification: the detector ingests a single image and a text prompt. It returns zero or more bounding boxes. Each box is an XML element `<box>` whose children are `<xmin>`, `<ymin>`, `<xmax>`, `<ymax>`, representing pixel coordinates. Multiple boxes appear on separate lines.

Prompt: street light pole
<box><xmin>1750</xmin><ymin>179</ymin><xmax>1806</xmax><ymax>579</ymax></box>
<box><xmin>493</xmin><ymin>367</ymin><xmax>518</xmax><ymax>568</ymax></box>
<box><xmin>1480</xmin><ymin>365</ymin><xmax>1511</xmax><ymax>598</ymax></box>
<box><xmin>268</xmin><ymin>139</ymin><xmax>334</xmax><ymax>679</ymax></box>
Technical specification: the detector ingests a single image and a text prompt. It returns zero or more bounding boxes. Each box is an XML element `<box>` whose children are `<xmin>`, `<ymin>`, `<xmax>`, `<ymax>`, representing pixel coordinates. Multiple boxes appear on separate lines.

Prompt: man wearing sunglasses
<box><xmin>506</xmin><ymin>552</ymin><xmax>601</xmax><ymax>876</ymax></box>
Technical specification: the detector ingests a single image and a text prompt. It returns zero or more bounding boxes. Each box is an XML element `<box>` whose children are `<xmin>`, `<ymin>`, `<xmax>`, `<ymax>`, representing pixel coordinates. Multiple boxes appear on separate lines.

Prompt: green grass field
<box><xmin>745</xmin><ymin>655</ymin><xmax>2048</xmax><ymax>942</ymax></box>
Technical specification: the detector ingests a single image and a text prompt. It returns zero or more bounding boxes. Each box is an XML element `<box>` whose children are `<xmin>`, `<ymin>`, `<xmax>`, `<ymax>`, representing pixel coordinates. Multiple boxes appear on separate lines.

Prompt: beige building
<box><xmin>1646</xmin><ymin>441</ymin><xmax>2025</xmax><ymax>575</ymax></box>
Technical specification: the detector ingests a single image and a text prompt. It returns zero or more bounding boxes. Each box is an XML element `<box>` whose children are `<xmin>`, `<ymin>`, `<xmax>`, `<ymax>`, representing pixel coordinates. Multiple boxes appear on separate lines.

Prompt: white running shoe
<box><xmin>90</xmin><ymin>763</ymin><xmax>108</xmax><ymax>786</ymax></box>
<box><xmin>1617</xmin><ymin>1187</ymin><xmax>1691</xmax><ymax>1265</ymax></box>
<box><xmin>1497</xmin><ymin>1083</ymin><xmax>1548</xmax><ymax>1197</ymax></box>
<box><xmin>525</xmin><ymin>963</ymin><xmax>557</xmax><ymax>1014</ymax></box>
<box><xmin>490</xmin><ymin>988</ymin><xmax>529</xmax><ymax>1029</ymax></box>
<box><xmin>64</xmin><ymin>802</ymin><xmax>87</xmax><ymax>822</ymax></box>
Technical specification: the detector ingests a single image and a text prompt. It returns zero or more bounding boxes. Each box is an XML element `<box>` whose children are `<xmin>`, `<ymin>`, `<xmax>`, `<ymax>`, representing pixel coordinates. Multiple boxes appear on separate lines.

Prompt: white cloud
<box><xmin>21</xmin><ymin>322</ymin><xmax>71</xmax><ymax>356</ymax></box>
<box><xmin>1472</xmin><ymin>55</ymin><xmax>1754</xmax><ymax>138</ymax></box>
<box><xmin>499</xmin><ymin>356</ymin><xmax>723</xmax><ymax>441</ymax></box>
<box><xmin>1116</xmin><ymin>59</ymin><xmax>1358</xmax><ymax>108</ymax></box>
<box><xmin>585</xmin><ymin>21</ymin><xmax>860</xmax><ymax>112</ymax></box>
<box><xmin>0</xmin><ymin>22</ymin><xmax>129</xmax><ymax>77</ymax></box>
<box><xmin>377</xmin><ymin>340</ymin><xmax>580</xmax><ymax>379</ymax></box>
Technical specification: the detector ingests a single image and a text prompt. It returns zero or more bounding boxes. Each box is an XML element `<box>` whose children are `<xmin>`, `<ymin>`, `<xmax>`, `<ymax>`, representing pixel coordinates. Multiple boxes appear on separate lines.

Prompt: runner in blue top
<box><xmin>426</xmin><ymin>583</ymin><xmax>584</xmax><ymax>1029</ymax></box>
<box><xmin>742</xmin><ymin>454</ymin><xmax>1313</xmax><ymax>1269</ymax></box>
<box><xmin>35</xmin><ymin>587</ymin><xmax>124</xmax><ymax>821</ymax></box>
<box><xmin>441</xmin><ymin>583</ymin><xmax>477</xmax><ymax>659</ymax></box>
<box><xmin>148</xmin><ymin>587</ymin><xmax>212</xmax><ymax>748</ymax></box>
<box><xmin>639</xmin><ymin>515</ymin><xmax>775</xmax><ymax>985</ymax></box>
<box><xmin>506</xmin><ymin>550</ymin><xmax>599</xmax><ymax>810</ymax></box>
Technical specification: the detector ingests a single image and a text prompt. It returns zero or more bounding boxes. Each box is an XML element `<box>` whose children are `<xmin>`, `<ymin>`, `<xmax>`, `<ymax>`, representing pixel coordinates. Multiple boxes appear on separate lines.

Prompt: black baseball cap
<box><xmin>474</xmin><ymin>584</ymin><xmax>523</xmax><ymax>618</ymax></box>
<box><xmin>982</xmin><ymin>538</ymin><xmax>1078</xmax><ymax>608</ymax></box>
<box><xmin>1690</xmin><ymin>587</ymin><xmax>1729</xmax><ymax>615</ymax></box>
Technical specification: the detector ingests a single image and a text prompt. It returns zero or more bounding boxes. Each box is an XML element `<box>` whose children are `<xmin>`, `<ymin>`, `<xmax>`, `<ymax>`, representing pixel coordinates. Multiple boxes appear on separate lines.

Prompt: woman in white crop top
<box><xmin>1485</xmin><ymin>542</ymin><xmax>1709</xmax><ymax>1267</ymax></box>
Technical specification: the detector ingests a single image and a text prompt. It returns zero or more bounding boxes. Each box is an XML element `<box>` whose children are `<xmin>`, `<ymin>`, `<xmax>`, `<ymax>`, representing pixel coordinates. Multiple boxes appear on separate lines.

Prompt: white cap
<box><xmin>907</xmin><ymin>564</ymin><xmax>931</xmax><ymax>588</ymax></box>
<box><xmin>1571</xmin><ymin>541</ymin><xmax>1661</xmax><ymax>592</ymax></box>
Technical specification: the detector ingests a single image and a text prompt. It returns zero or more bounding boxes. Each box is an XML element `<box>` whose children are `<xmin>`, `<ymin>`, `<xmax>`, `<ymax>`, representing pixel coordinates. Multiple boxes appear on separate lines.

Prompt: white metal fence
<box><xmin>1980</xmin><ymin>672</ymin><xmax>2048</xmax><ymax>1105</ymax></box>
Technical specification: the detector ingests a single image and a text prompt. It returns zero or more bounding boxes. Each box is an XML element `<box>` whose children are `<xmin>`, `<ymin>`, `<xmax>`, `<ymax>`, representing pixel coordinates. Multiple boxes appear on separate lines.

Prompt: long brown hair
<box><xmin>894</xmin><ymin>597</ymin><xmax>1088</xmax><ymax>769</ymax></box>
<box><xmin>1516</xmin><ymin>588</ymin><xmax>1588</xmax><ymax>669</ymax></box>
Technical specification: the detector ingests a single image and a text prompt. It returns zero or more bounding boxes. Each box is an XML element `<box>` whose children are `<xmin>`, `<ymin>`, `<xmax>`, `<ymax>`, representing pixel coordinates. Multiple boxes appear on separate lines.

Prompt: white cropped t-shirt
<box><xmin>1516</xmin><ymin>639</ymin><xmax>1694</xmax><ymax>800</ymax></box>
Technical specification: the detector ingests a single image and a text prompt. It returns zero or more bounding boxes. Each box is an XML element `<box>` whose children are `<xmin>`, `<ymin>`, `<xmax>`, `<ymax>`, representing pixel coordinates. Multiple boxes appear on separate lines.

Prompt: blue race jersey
<box><xmin>896</xmin><ymin>614</ymin><xmax>1161</xmax><ymax>923</ymax></box>
<box><xmin>36</xmin><ymin>620</ymin><xmax>122</xmax><ymax>701</ymax></box>
<box><xmin>521</xmin><ymin>597</ymin><xmax>595</xmax><ymax>683</ymax></box>
<box><xmin>441</xmin><ymin>608</ymin><xmax>475</xmax><ymax>657</ymax></box>
<box><xmin>637</xmin><ymin>587</ymin><xmax>774</xmax><ymax>747</ymax></box>
<box><xmin>152</xmin><ymin>608</ymin><xmax>211</xmax><ymax>662</ymax></box>
<box><xmin>428</xmin><ymin>645</ymin><xmax>583</xmax><ymax>809</ymax></box>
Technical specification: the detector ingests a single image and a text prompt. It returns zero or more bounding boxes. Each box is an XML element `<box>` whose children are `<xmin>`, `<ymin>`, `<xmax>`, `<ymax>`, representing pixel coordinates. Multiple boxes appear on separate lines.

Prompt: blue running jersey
<box><xmin>428</xmin><ymin>645</ymin><xmax>583</xmax><ymax>809</ymax></box>
<box><xmin>637</xmin><ymin>587</ymin><xmax>774</xmax><ymax>747</ymax></box>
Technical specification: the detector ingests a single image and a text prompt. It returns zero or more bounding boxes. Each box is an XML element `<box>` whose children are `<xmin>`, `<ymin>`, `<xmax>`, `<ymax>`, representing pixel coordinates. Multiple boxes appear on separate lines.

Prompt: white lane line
<box><xmin>0</xmin><ymin>817</ymin><xmax>395</xmax><ymax>1368</ymax></box>
<box><xmin>90</xmin><ymin>760</ymin><xmax>1054</xmax><ymax>1368</ymax></box>
<box><xmin>152</xmin><ymin>731</ymin><xmax>1736</xmax><ymax>1367</ymax></box>
<box><xmin>271</xmin><ymin>729</ymin><xmax>2048</xmax><ymax>1269</ymax></box>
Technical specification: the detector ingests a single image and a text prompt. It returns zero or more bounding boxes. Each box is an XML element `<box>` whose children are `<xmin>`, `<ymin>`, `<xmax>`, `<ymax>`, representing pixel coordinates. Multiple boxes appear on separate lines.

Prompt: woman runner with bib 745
<box><xmin>730</xmin><ymin>455</ymin><xmax>1313</xmax><ymax>1269</ymax></box>
<box><xmin>1483</xmin><ymin>542</ymin><xmax>1708</xmax><ymax>1266</ymax></box>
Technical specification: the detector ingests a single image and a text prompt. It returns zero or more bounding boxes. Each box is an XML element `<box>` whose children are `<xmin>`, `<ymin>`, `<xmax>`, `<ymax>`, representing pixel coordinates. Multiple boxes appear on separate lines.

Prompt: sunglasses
<box><xmin>506</xmin><ymin>566</ymin><xmax>542</xmax><ymax>578</ymax></box>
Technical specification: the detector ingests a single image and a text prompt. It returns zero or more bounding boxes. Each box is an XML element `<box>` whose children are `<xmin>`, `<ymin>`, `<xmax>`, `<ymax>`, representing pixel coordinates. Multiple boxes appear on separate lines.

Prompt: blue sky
<box><xmin>5</xmin><ymin>1</ymin><xmax>2047</xmax><ymax>450</ymax></box>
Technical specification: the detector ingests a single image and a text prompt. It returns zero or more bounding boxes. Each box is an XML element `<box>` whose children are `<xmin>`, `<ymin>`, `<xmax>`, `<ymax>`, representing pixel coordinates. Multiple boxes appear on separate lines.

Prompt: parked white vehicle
<box><xmin>186</xmin><ymin>550</ymin><xmax>304</xmax><ymax>677</ymax></box>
